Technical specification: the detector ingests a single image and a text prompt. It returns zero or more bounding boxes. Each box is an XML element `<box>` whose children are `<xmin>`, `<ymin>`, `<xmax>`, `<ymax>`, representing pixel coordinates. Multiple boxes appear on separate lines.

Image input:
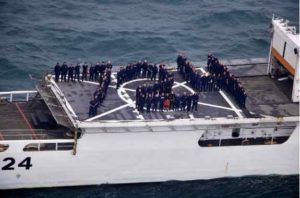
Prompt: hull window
<box><xmin>198</xmin><ymin>136</ymin><xmax>290</xmax><ymax>147</ymax></box>
<box><xmin>23</xmin><ymin>142</ymin><xmax>73</xmax><ymax>151</ymax></box>
<box><xmin>57</xmin><ymin>143</ymin><xmax>73</xmax><ymax>150</ymax></box>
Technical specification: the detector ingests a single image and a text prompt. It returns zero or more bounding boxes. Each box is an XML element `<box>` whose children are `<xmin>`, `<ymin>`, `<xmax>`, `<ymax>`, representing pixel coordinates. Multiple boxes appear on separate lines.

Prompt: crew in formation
<box><xmin>54</xmin><ymin>53</ymin><xmax>247</xmax><ymax>117</ymax></box>
<box><xmin>53</xmin><ymin>61</ymin><xmax>113</xmax><ymax>117</ymax></box>
<box><xmin>116</xmin><ymin>61</ymin><xmax>199</xmax><ymax>113</ymax></box>
<box><xmin>177</xmin><ymin>53</ymin><xmax>247</xmax><ymax>108</ymax></box>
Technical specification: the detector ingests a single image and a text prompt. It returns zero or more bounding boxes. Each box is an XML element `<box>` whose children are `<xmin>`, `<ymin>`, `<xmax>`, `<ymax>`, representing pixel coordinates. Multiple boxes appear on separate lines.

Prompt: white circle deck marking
<box><xmin>82</xmin><ymin>75</ymin><xmax>244</xmax><ymax>121</ymax></box>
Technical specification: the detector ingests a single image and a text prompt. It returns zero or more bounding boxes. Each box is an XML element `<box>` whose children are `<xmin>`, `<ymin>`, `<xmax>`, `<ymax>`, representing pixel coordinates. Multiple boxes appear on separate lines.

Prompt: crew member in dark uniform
<box><xmin>67</xmin><ymin>64</ymin><xmax>75</xmax><ymax>82</ymax></box>
<box><xmin>75</xmin><ymin>64</ymin><xmax>81</xmax><ymax>82</ymax></box>
<box><xmin>136</xmin><ymin>85</ymin><xmax>142</xmax><ymax>110</ymax></box>
<box><xmin>61</xmin><ymin>62</ymin><xmax>68</xmax><ymax>82</ymax></box>
<box><xmin>142</xmin><ymin>60</ymin><xmax>148</xmax><ymax>78</ymax></box>
<box><xmin>107</xmin><ymin>60</ymin><xmax>113</xmax><ymax>69</ymax></box>
<box><xmin>54</xmin><ymin>63</ymin><xmax>61</xmax><ymax>82</ymax></box>
<box><xmin>159</xmin><ymin>93</ymin><xmax>165</xmax><ymax>112</ymax></box>
<box><xmin>169</xmin><ymin>91</ymin><xmax>175</xmax><ymax>111</ymax></box>
<box><xmin>82</xmin><ymin>63</ymin><xmax>88</xmax><ymax>81</ymax></box>
<box><xmin>147</xmin><ymin>64</ymin><xmax>153</xmax><ymax>79</ymax></box>
<box><xmin>89</xmin><ymin>98</ymin><xmax>98</xmax><ymax>117</ymax></box>
<box><xmin>152</xmin><ymin>93</ymin><xmax>159</xmax><ymax>112</ymax></box>
<box><xmin>151</xmin><ymin>64</ymin><xmax>158</xmax><ymax>81</ymax></box>
<box><xmin>181</xmin><ymin>92</ymin><xmax>187</xmax><ymax>111</ymax></box>
<box><xmin>146</xmin><ymin>94</ymin><xmax>152</xmax><ymax>113</ymax></box>
<box><xmin>94</xmin><ymin>63</ymin><xmax>100</xmax><ymax>81</ymax></box>
<box><xmin>89</xmin><ymin>64</ymin><xmax>94</xmax><ymax>81</ymax></box>
<box><xmin>186</xmin><ymin>93</ymin><xmax>192</xmax><ymax>112</ymax></box>
<box><xmin>192</xmin><ymin>93</ymin><xmax>199</xmax><ymax>111</ymax></box>
<box><xmin>139</xmin><ymin>94</ymin><xmax>145</xmax><ymax>113</ymax></box>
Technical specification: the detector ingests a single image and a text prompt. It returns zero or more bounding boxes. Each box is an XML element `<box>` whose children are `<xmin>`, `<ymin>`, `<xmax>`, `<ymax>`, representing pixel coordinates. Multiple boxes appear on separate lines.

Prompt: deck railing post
<box><xmin>73</xmin><ymin>125</ymin><xmax>78</xmax><ymax>155</ymax></box>
<box><xmin>10</xmin><ymin>93</ymin><xmax>13</xmax><ymax>102</ymax></box>
<box><xmin>26</xmin><ymin>93</ymin><xmax>29</xmax><ymax>101</ymax></box>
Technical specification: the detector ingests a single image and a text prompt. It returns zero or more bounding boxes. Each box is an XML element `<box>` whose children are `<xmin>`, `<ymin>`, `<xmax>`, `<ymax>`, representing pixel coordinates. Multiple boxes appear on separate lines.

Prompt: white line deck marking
<box><xmin>172</xmin><ymin>81</ymin><xmax>187</xmax><ymax>89</ymax></box>
<box><xmin>198</xmin><ymin>102</ymin><xmax>242</xmax><ymax>112</ymax></box>
<box><xmin>219</xmin><ymin>90</ymin><xmax>243</xmax><ymax>118</ymax></box>
<box><xmin>278</xmin><ymin>77</ymin><xmax>288</xmax><ymax>81</ymax></box>
<box><xmin>178</xmin><ymin>83</ymin><xmax>195</xmax><ymax>94</ymax></box>
<box><xmin>117</xmin><ymin>81</ymin><xmax>145</xmax><ymax>120</ymax></box>
<box><xmin>199</xmin><ymin>68</ymin><xmax>207</xmax><ymax>74</ymax></box>
<box><xmin>123</xmin><ymin>88</ymin><xmax>136</xmax><ymax>92</ymax></box>
<box><xmin>189</xmin><ymin>114</ymin><xmax>195</xmax><ymax>119</ymax></box>
<box><xmin>110</xmin><ymin>73</ymin><xmax>117</xmax><ymax>83</ymax></box>
<box><xmin>81</xmin><ymin>76</ymin><xmax>242</xmax><ymax>121</ymax></box>
<box><xmin>82</xmin><ymin>80</ymin><xmax>99</xmax><ymax>85</ymax></box>
<box><xmin>85</xmin><ymin>104</ymin><xmax>130</xmax><ymax>121</ymax></box>
<box><xmin>82</xmin><ymin>80</ymin><xmax>116</xmax><ymax>89</ymax></box>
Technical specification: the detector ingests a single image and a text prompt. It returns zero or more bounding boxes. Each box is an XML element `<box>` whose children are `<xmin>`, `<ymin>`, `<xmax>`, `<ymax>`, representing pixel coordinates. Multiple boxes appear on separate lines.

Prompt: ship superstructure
<box><xmin>0</xmin><ymin>17</ymin><xmax>299</xmax><ymax>189</ymax></box>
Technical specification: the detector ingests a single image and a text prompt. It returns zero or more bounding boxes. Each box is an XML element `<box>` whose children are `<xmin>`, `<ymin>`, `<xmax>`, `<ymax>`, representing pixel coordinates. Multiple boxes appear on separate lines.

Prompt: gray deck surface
<box><xmin>1</xmin><ymin>58</ymin><xmax>297</xmax><ymax>141</ymax></box>
<box><xmin>56</xmin><ymin>58</ymin><xmax>299</xmax><ymax>122</ymax></box>
<box><xmin>58</xmin><ymin>73</ymin><xmax>238</xmax><ymax>121</ymax></box>
<box><xmin>0</xmin><ymin>100</ymin><xmax>71</xmax><ymax>140</ymax></box>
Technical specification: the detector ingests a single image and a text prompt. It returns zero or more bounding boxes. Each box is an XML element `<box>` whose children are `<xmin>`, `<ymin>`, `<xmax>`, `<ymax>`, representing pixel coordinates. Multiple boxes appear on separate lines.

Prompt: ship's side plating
<box><xmin>0</xmin><ymin>116</ymin><xmax>298</xmax><ymax>189</ymax></box>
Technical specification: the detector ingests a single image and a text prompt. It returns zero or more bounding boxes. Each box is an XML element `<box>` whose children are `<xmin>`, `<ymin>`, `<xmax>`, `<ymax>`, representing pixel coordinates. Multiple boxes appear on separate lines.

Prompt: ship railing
<box><xmin>0</xmin><ymin>129</ymin><xmax>73</xmax><ymax>141</ymax></box>
<box><xmin>0</xmin><ymin>90</ymin><xmax>37</xmax><ymax>102</ymax></box>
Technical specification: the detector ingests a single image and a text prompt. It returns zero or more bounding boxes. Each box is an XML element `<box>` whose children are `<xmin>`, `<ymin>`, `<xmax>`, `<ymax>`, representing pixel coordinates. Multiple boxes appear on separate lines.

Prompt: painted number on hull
<box><xmin>2</xmin><ymin>157</ymin><xmax>32</xmax><ymax>170</ymax></box>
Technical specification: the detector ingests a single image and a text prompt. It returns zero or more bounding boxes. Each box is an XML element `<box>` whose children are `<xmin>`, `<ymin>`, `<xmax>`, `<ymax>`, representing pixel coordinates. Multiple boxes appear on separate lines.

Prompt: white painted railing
<box><xmin>0</xmin><ymin>90</ymin><xmax>37</xmax><ymax>102</ymax></box>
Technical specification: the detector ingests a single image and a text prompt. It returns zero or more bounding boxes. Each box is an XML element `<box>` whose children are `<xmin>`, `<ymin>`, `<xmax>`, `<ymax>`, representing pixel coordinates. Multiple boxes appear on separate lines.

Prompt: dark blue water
<box><xmin>1</xmin><ymin>176</ymin><xmax>299</xmax><ymax>198</ymax></box>
<box><xmin>0</xmin><ymin>0</ymin><xmax>299</xmax><ymax>197</ymax></box>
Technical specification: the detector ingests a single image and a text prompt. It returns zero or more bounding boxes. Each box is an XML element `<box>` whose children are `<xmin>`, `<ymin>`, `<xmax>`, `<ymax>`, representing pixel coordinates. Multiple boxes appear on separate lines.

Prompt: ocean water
<box><xmin>0</xmin><ymin>0</ymin><xmax>299</xmax><ymax>197</ymax></box>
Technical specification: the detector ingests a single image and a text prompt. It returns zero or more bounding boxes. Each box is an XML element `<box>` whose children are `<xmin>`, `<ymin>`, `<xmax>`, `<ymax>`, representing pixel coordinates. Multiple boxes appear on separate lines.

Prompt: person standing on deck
<box><xmin>181</xmin><ymin>92</ymin><xmax>188</xmax><ymax>111</ymax></box>
<box><xmin>89</xmin><ymin>64</ymin><xmax>94</xmax><ymax>81</ymax></box>
<box><xmin>54</xmin><ymin>63</ymin><xmax>61</xmax><ymax>82</ymax></box>
<box><xmin>67</xmin><ymin>64</ymin><xmax>75</xmax><ymax>82</ymax></box>
<box><xmin>107</xmin><ymin>60</ymin><xmax>113</xmax><ymax>70</ymax></box>
<box><xmin>151</xmin><ymin>64</ymin><xmax>158</xmax><ymax>81</ymax></box>
<box><xmin>146</xmin><ymin>94</ymin><xmax>152</xmax><ymax>113</ymax></box>
<box><xmin>139</xmin><ymin>94</ymin><xmax>145</xmax><ymax>113</ymax></box>
<box><xmin>94</xmin><ymin>63</ymin><xmax>100</xmax><ymax>81</ymax></box>
<box><xmin>75</xmin><ymin>63</ymin><xmax>81</xmax><ymax>82</ymax></box>
<box><xmin>61</xmin><ymin>62</ymin><xmax>68</xmax><ymax>82</ymax></box>
<box><xmin>136</xmin><ymin>85</ymin><xmax>142</xmax><ymax>110</ymax></box>
<box><xmin>147</xmin><ymin>64</ymin><xmax>153</xmax><ymax>80</ymax></box>
<box><xmin>82</xmin><ymin>63</ymin><xmax>88</xmax><ymax>81</ymax></box>
<box><xmin>89</xmin><ymin>98</ymin><xmax>98</xmax><ymax>117</ymax></box>
<box><xmin>192</xmin><ymin>93</ymin><xmax>199</xmax><ymax>111</ymax></box>
<box><xmin>159</xmin><ymin>93</ymin><xmax>165</xmax><ymax>112</ymax></box>
<box><xmin>169</xmin><ymin>91</ymin><xmax>175</xmax><ymax>111</ymax></box>
<box><xmin>186</xmin><ymin>93</ymin><xmax>192</xmax><ymax>112</ymax></box>
<box><xmin>152</xmin><ymin>92</ymin><xmax>159</xmax><ymax>112</ymax></box>
<box><xmin>175</xmin><ymin>94</ymin><xmax>180</xmax><ymax>111</ymax></box>
<box><xmin>142</xmin><ymin>60</ymin><xmax>148</xmax><ymax>78</ymax></box>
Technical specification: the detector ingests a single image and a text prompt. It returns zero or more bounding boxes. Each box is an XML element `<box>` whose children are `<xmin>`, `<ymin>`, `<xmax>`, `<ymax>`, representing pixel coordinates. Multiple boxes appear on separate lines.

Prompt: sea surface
<box><xmin>0</xmin><ymin>0</ymin><xmax>299</xmax><ymax>197</ymax></box>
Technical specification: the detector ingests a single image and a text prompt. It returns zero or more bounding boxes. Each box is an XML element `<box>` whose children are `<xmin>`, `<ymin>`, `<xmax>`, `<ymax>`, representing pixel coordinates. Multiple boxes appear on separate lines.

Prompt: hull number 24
<box><xmin>1</xmin><ymin>157</ymin><xmax>32</xmax><ymax>170</ymax></box>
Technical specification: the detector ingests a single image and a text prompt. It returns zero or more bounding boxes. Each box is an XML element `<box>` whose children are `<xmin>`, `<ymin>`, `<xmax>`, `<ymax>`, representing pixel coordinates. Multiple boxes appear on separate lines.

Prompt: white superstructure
<box><xmin>268</xmin><ymin>17</ymin><xmax>300</xmax><ymax>102</ymax></box>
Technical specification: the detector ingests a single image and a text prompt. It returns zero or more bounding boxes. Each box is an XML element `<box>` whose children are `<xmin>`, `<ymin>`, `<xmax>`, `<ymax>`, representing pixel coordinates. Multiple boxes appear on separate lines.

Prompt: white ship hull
<box><xmin>1</xmin><ymin>124</ymin><xmax>298</xmax><ymax>189</ymax></box>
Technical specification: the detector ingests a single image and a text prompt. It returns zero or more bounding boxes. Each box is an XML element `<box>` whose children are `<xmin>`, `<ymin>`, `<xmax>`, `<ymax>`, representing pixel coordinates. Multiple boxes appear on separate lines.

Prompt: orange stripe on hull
<box><xmin>271</xmin><ymin>47</ymin><xmax>295</xmax><ymax>75</ymax></box>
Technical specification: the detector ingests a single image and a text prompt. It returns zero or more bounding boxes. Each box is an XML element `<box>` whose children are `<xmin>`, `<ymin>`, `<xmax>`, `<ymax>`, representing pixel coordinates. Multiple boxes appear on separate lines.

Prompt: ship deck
<box><xmin>56</xmin><ymin>58</ymin><xmax>299</xmax><ymax>122</ymax></box>
<box><xmin>0</xmin><ymin>99</ymin><xmax>72</xmax><ymax>140</ymax></box>
<box><xmin>0</xmin><ymin>58</ymin><xmax>298</xmax><ymax>141</ymax></box>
